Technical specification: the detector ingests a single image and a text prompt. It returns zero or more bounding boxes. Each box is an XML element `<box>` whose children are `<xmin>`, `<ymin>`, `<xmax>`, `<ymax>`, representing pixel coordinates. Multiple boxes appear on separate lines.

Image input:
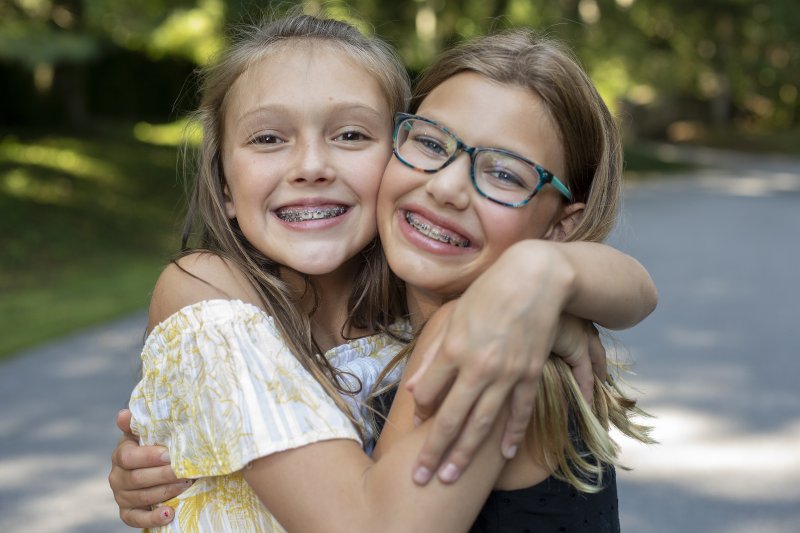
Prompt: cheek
<box><xmin>359</xmin><ymin>150</ymin><xmax>393</xmax><ymax>199</ymax></box>
<box><xmin>481</xmin><ymin>207</ymin><xmax>551</xmax><ymax>252</ymax></box>
<box><xmin>377</xmin><ymin>160</ymin><xmax>404</xmax><ymax>210</ymax></box>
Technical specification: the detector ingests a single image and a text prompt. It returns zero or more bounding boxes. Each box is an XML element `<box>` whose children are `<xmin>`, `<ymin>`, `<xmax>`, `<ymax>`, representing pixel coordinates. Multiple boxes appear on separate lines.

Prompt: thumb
<box><xmin>116</xmin><ymin>409</ymin><xmax>134</xmax><ymax>436</ymax></box>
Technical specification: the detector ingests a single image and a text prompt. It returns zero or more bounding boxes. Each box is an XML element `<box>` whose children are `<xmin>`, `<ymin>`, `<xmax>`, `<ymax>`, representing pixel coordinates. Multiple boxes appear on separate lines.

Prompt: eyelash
<box><xmin>247</xmin><ymin>128</ymin><xmax>372</xmax><ymax>146</ymax></box>
<box><xmin>334</xmin><ymin>129</ymin><xmax>370</xmax><ymax>142</ymax></box>
<box><xmin>249</xmin><ymin>133</ymin><xmax>283</xmax><ymax>145</ymax></box>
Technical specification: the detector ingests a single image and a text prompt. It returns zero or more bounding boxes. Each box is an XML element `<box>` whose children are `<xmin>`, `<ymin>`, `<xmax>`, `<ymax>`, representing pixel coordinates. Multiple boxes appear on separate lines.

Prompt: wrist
<box><xmin>507</xmin><ymin>241</ymin><xmax>576</xmax><ymax>311</ymax></box>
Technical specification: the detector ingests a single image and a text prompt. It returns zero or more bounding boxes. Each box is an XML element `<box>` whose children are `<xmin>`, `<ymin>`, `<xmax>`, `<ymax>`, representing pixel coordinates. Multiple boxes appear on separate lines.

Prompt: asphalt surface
<box><xmin>1</xmin><ymin>145</ymin><xmax>798</xmax><ymax>532</ymax></box>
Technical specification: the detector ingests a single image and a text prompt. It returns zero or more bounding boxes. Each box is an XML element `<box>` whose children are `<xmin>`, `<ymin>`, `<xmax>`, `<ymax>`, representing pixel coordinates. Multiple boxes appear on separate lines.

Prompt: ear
<box><xmin>223</xmin><ymin>182</ymin><xmax>236</xmax><ymax>219</ymax></box>
<box><xmin>544</xmin><ymin>202</ymin><xmax>585</xmax><ymax>242</ymax></box>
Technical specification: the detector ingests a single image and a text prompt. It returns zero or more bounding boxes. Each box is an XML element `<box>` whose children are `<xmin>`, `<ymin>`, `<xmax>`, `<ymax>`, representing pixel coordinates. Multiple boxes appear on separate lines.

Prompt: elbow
<box><xmin>639</xmin><ymin>270</ymin><xmax>659</xmax><ymax>321</ymax></box>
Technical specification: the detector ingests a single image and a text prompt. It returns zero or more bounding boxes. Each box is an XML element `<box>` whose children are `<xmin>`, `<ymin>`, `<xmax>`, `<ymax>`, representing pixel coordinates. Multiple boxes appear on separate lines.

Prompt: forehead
<box><xmin>416</xmin><ymin>72</ymin><xmax>565</xmax><ymax>178</ymax></box>
<box><xmin>225</xmin><ymin>43</ymin><xmax>389</xmax><ymax>122</ymax></box>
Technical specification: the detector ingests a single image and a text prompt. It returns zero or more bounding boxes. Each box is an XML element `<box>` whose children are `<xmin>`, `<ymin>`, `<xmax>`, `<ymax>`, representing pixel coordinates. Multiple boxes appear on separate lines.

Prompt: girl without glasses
<box><xmin>108</xmin><ymin>14</ymin><xmax>656</xmax><ymax>532</ymax></box>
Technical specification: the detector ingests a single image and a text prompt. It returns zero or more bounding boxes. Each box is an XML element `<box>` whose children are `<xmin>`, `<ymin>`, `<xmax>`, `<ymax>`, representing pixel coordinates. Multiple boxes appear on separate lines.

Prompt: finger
<box><xmin>569</xmin><ymin>346</ymin><xmax>595</xmax><ymax>403</ymax></box>
<box><xmin>412</xmin><ymin>377</ymin><xmax>488</xmax><ymax>485</ymax></box>
<box><xmin>405</xmin><ymin>327</ymin><xmax>445</xmax><ymax>390</ymax></box>
<box><xmin>110</xmin><ymin>463</ymin><xmax>185</xmax><ymax>509</ymax></box>
<box><xmin>586</xmin><ymin>324</ymin><xmax>607</xmax><ymax>381</ymax></box>
<box><xmin>409</xmin><ymin>357</ymin><xmax>458</xmax><ymax>425</ymax></box>
<box><xmin>126</xmin><ymin>464</ymin><xmax>182</xmax><ymax>491</ymax></box>
<box><xmin>116</xmin><ymin>409</ymin><xmax>133</xmax><ymax>435</ymax></box>
<box><xmin>121</xmin><ymin>505</ymin><xmax>176</xmax><ymax>529</ymax></box>
<box><xmin>117</xmin><ymin>439</ymin><xmax>172</xmax><ymax>470</ymax></box>
<box><xmin>119</xmin><ymin>477</ymin><xmax>193</xmax><ymax>508</ymax></box>
<box><xmin>437</xmin><ymin>385</ymin><xmax>512</xmax><ymax>483</ymax></box>
<box><xmin>501</xmin><ymin>381</ymin><xmax>537</xmax><ymax>459</ymax></box>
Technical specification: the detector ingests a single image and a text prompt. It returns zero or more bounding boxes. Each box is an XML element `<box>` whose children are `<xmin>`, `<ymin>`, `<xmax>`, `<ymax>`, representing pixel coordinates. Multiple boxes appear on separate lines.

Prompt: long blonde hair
<box><xmin>179</xmin><ymin>13</ymin><xmax>410</xmax><ymax>437</ymax></box>
<box><xmin>378</xmin><ymin>29</ymin><xmax>653</xmax><ymax>492</ymax></box>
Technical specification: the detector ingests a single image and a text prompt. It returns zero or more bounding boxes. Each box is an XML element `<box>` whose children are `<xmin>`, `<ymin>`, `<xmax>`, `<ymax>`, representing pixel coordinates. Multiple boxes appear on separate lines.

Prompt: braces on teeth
<box><xmin>405</xmin><ymin>212</ymin><xmax>470</xmax><ymax>247</ymax></box>
<box><xmin>279</xmin><ymin>206</ymin><xmax>347</xmax><ymax>222</ymax></box>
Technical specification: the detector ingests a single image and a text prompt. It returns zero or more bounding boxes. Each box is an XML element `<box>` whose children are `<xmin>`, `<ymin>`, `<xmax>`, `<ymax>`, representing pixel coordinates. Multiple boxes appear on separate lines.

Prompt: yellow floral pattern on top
<box><xmin>129</xmin><ymin>299</ymin><xmax>408</xmax><ymax>532</ymax></box>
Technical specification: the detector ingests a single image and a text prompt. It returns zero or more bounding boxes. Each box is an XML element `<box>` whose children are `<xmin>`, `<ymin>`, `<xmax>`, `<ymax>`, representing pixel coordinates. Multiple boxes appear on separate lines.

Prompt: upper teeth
<box><xmin>278</xmin><ymin>206</ymin><xmax>347</xmax><ymax>222</ymax></box>
<box><xmin>405</xmin><ymin>212</ymin><xmax>470</xmax><ymax>247</ymax></box>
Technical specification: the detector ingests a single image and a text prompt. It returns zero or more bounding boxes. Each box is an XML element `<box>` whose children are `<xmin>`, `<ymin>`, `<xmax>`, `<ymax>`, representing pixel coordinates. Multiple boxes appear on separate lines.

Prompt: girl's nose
<box><xmin>290</xmin><ymin>138</ymin><xmax>336</xmax><ymax>185</ymax></box>
<box><xmin>424</xmin><ymin>153</ymin><xmax>471</xmax><ymax>209</ymax></box>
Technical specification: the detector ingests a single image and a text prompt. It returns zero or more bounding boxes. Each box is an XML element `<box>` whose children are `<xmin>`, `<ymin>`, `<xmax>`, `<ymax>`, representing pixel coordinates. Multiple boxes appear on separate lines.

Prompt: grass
<box><xmin>0</xmin><ymin>124</ymin><xmax>184</xmax><ymax>360</ymax></box>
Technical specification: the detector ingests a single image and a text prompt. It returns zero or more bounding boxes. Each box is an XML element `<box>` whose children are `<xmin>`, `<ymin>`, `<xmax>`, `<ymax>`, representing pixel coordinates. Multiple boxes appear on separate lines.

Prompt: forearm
<box><xmin>507</xmin><ymin>240</ymin><xmax>657</xmax><ymax>330</ymax></box>
<box><xmin>245</xmin><ymin>413</ymin><xmax>505</xmax><ymax>533</ymax></box>
<box><xmin>366</xmin><ymin>413</ymin><xmax>506</xmax><ymax>532</ymax></box>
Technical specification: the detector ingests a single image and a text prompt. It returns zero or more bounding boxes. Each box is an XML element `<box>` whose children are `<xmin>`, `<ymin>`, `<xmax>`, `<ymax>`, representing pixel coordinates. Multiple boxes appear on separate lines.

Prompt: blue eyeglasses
<box><xmin>392</xmin><ymin>112</ymin><xmax>573</xmax><ymax>207</ymax></box>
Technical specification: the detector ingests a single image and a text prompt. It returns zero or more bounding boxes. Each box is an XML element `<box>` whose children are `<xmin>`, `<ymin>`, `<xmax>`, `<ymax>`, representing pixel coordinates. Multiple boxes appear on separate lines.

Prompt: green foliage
<box><xmin>0</xmin><ymin>126</ymin><xmax>183</xmax><ymax>358</ymax></box>
<box><xmin>2</xmin><ymin>0</ymin><xmax>800</xmax><ymax>355</ymax></box>
<box><xmin>0</xmin><ymin>22</ymin><xmax>100</xmax><ymax>66</ymax></box>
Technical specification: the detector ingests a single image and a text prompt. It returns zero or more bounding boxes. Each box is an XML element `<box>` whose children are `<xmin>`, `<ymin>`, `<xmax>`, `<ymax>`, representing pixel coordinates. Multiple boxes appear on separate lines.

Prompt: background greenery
<box><xmin>2</xmin><ymin>0</ymin><xmax>798</xmax><ymax>358</ymax></box>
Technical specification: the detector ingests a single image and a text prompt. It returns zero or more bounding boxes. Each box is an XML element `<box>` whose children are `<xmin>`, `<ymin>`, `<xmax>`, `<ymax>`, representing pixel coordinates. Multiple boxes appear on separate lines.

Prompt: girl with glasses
<box><xmin>108</xmin><ymin>14</ymin><xmax>655</xmax><ymax>532</ymax></box>
<box><xmin>374</xmin><ymin>30</ymin><xmax>656</xmax><ymax>531</ymax></box>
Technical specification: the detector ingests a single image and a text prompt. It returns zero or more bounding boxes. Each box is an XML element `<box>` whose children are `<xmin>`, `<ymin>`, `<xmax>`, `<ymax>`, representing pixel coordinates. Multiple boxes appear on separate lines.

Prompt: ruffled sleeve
<box><xmin>129</xmin><ymin>299</ymin><xmax>360</xmax><ymax>479</ymax></box>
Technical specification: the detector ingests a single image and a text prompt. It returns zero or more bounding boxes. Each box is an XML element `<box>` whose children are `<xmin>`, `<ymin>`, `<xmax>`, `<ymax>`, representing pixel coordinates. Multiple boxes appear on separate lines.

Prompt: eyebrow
<box><xmin>234</xmin><ymin>102</ymin><xmax>386</xmax><ymax>127</ymax></box>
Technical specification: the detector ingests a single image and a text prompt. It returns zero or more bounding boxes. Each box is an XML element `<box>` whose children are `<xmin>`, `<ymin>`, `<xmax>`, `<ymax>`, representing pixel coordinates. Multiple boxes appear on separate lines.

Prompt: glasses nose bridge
<box><xmin>447</xmin><ymin>138</ymin><xmax>477</xmax><ymax>170</ymax></box>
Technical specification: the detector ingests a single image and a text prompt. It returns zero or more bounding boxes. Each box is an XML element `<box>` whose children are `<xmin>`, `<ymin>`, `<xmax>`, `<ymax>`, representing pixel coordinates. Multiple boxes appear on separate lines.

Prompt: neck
<box><xmin>281</xmin><ymin>259</ymin><xmax>367</xmax><ymax>352</ymax></box>
<box><xmin>405</xmin><ymin>286</ymin><xmax>450</xmax><ymax>330</ymax></box>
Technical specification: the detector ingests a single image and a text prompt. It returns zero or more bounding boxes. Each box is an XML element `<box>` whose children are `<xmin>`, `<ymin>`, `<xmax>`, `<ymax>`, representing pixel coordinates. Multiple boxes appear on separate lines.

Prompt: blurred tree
<box><xmin>0</xmin><ymin>0</ymin><xmax>225</xmax><ymax>126</ymax></box>
<box><xmin>0</xmin><ymin>0</ymin><xmax>797</xmax><ymax>134</ymax></box>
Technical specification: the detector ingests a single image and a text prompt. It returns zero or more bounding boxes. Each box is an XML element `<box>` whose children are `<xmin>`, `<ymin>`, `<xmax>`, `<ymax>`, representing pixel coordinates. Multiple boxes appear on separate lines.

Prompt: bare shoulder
<box><xmin>147</xmin><ymin>252</ymin><xmax>261</xmax><ymax>331</ymax></box>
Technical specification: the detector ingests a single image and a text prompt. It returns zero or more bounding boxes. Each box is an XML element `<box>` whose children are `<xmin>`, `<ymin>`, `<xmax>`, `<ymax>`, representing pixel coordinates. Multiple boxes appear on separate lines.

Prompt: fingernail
<box><xmin>160</xmin><ymin>451</ymin><xmax>171</xmax><ymax>463</ymax></box>
<box><xmin>503</xmin><ymin>444</ymin><xmax>518</xmax><ymax>459</ymax></box>
<box><xmin>438</xmin><ymin>463</ymin><xmax>460</xmax><ymax>483</ymax></box>
<box><xmin>413</xmin><ymin>466</ymin><xmax>432</xmax><ymax>485</ymax></box>
<box><xmin>413</xmin><ymin>416</ymin><xmax>422</xmax><ymax>427</ymax></box>
<box><xmin>161</xmin><ymin>508</ymin><xmax>172</xmax><ymax>522</ymax></box>
<box><xmin>180</xmin><ymin>479</ymin><xmax>194</xmax><ymax>487</ymax></box>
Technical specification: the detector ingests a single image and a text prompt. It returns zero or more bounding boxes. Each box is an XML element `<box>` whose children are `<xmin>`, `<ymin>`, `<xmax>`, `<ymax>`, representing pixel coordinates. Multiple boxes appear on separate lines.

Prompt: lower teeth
<box><xmin>405</xmin><ymin>212</ymin><xmax>469</xmax><ymax>247</ymax></box>
<box><xmin>279</xmin><ymin>206</ymin><xmax>347</xmax><ymax>222</ymax></box>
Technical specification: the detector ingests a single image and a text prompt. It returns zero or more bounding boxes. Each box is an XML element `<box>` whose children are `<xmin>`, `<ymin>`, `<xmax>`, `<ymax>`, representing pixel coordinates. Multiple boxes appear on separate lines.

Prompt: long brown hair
<box><xmin>376</xmin><ymin>29</ymin><xmax>652</xmax><ymax>491</ymax></box>
<box><xmin>179</xmin><ymin>13</ymin><xmax>409</xmax><ymax>437</ymax></box>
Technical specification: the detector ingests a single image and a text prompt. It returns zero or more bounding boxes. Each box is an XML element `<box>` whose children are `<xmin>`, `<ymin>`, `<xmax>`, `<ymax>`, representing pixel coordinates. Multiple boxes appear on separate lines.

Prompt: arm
<box><xmin>245</xmin><ymin>302</ymin><xmax>509</xmax><ymax>532</ymax></box>
<box><xmin>407</xmin><ymin>240</ymin><xmax>657</xmax><ymax>483</ymax></box>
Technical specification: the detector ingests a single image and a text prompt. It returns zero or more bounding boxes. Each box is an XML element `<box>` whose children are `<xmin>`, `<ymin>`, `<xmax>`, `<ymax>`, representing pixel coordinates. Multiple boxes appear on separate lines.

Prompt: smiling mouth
<box><xmin>405</xmin><ymin>211</ymin><xmax>470</xmax><ymax>247</ymax></box>
<box><xmin>276</xmin><ymin>206</ymin><xmax>348</xmax><ymax>222</ymax></box>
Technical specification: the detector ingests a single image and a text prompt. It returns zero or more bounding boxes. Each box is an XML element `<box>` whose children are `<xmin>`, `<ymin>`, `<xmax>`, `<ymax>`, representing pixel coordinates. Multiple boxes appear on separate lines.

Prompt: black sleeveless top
<box><xmin>468</xmin><ymin>465</ymin><xmax>620</xmax><ymax>533</ymax></box>
<box><xmin>372</xmin><ymin>388</ymin><xmax>620</xmax><ymax>532</ymax></box>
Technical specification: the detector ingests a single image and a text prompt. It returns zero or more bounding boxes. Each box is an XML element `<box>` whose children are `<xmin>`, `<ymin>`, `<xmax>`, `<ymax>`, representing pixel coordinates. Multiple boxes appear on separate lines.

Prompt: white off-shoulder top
<box><xmin>130</xmin><ymin>299</ymin><xmax>408</xmax><ymax>532</ymax></box>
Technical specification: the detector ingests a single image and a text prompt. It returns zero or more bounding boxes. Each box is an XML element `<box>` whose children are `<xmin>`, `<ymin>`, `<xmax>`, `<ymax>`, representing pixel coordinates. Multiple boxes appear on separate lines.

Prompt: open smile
<box><xmin>276</xmin><ymin>205</ymin><xmax>349</xmax><ymax>222</ymax></box>
<box><xmin>404</xmin><ymin>211</ymin><xmax>470</xmax><ymax>248</ymax></box>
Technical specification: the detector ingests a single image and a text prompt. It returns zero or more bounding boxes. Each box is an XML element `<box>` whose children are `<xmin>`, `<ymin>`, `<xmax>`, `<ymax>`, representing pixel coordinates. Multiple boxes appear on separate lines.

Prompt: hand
<box><xmin>405</xmin><ymin>242</ymin><xmax>596</xmax><ymax>485</ymax></box>
<box><xmin>108</xmin><ymin>409</ymin><xmax>188</xmax><ymax>528</ymax></box>
<box><xmin>549</xmin><ymin>315</ymin><xmax>607</xmax><ymax>401</ymax></box>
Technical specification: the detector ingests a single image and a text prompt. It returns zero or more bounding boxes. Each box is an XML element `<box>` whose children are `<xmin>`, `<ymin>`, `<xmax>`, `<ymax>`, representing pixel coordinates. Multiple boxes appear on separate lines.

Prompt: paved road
<box><xmin>610</xmin><ymin>146</ymin><xmax>800</xmax><ymax>532</ymax></box>
<box><xmin>1</xmin><ymin>146</ymin><xmax>798</xmax><ymax>532</ymax></box>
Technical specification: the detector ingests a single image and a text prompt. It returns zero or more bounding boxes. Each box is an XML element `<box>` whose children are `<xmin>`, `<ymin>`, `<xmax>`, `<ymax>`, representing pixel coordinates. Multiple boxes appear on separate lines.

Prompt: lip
<box><xmin>396</xmin><ymin>204</ymin><xmax>477</xmax><ymax>255</ymax></box>
<box><xmin>273</xmin><ymin>198</ymin><xmax>352</xmax><ymax>229</ymax></box>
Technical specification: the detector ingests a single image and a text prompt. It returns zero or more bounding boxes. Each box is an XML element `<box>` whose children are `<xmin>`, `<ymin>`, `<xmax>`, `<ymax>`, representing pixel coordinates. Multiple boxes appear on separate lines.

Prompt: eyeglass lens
<box><xmin>395</xmin><ymin>118</ymin><xmax>543</xmax><ymax>205</ymax></box>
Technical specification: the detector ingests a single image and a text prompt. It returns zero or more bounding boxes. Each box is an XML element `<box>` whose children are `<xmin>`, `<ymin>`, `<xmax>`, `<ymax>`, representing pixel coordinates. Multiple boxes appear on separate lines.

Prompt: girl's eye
<box><xmin>335</xmin><ymin>130</ymin><xmax>368</xmax><ymax>142</ymax></box>
<box><xmin>249</xmin><ymin>133</ymin><xmax>283</xmax><ymax>145</ymax></box>
<box><xmin>484</xmin><ymin>168</ymin><xmax>528</xmax><ymax>189</ymax></box>
<box><xmin>412</xmin><ymin>135</ymin><xmax>448</xmax><ymax>157</ymax></box>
